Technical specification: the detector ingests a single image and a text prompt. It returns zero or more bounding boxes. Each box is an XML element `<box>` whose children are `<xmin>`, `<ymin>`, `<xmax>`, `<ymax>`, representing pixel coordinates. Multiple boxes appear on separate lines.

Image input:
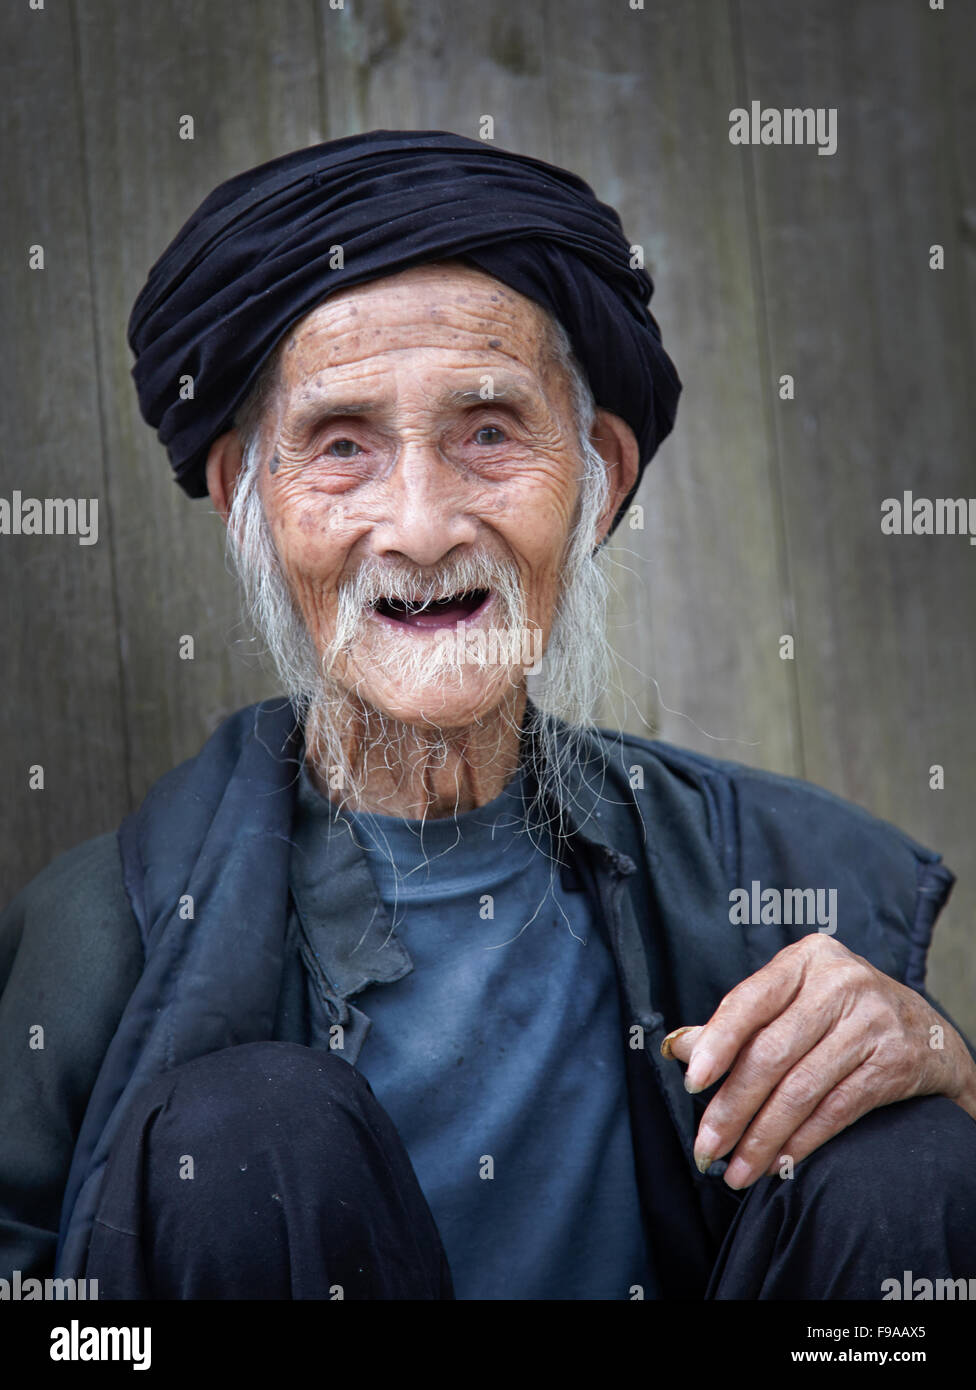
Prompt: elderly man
<box><xmin>2</xmin><ymin>131</ymin><xmax>975</xmax><ymax>1302</ymax></box>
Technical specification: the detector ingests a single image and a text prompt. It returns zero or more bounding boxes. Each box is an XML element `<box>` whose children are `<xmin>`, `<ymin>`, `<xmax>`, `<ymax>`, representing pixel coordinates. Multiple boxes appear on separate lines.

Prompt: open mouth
<box><xmin>371</xmin><ymin>588</ymin><xmax>492</xmax><ymax>630</ymax></box>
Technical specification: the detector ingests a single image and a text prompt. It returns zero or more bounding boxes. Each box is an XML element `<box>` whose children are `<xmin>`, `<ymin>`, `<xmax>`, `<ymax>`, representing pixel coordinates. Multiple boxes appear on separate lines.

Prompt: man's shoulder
<box><xmin>1</xmin><ymin>832</ymin><xmax>142</xmax><ymax>990</ymax></box>
<box><xmin>594</xmin><ymin>724</ymin><xmax>946</xmax><ymax>871</ymax></box>
<box><xmin>589</xmin><ymin>726</ymin><xmax>953</xmax><ymax>990</ymax></box>
<box><xmin>0</xmin><ymin>702</ymin><xmax>287</xmax><ymax>951</ymax></box>
<box><xmin>8</xmin><ymin>829</ymin><xmax>124</xmax><ymax>904</ymax></box>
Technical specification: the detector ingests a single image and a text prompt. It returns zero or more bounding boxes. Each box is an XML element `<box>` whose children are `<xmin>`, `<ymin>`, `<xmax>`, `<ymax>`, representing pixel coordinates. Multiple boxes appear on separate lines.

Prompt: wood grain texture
<box><xmin>733</xmin><ymin>0</ymin><xmax>976</xmax><ymax>1031</ymax></box>
<box><xmin>0</xmin><ymin>3</ymin><xmax>128</xmax><ymax>901</ymax></box>
<box><xmin>1</xmin><ymin>0</ymin><xmax>972</xmax><ymax>1035</ymax></box>
<box><xmin>543</xmin><ymin>0</ymin><xmax>799</xmax><ymax>772</ymax></box>
<box><xmin>72</xmin><ymin>0</ymin><xmax>322</xmax><ymax>797</ymax></box>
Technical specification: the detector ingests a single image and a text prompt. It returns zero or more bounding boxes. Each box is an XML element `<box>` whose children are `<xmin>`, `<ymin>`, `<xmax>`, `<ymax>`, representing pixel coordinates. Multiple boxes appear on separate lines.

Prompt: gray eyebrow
<box><xmin>288</xmin><ymin>399</ymin><xmax>389</xmax><ymax>432</ymax></box>
<box><xmin>296</xmin><ymin>400</ymin><xmax>382</xmax><ymax>417</ymax></box>
<box><xmin>443</xmin><ymin>385</ymin><xmax>537</xmax><ymax>409</ymax></box>
<box><xmin>289</xmin><ymin>383</ymin><xmax>537</xmax><ymax>432</ymax></box>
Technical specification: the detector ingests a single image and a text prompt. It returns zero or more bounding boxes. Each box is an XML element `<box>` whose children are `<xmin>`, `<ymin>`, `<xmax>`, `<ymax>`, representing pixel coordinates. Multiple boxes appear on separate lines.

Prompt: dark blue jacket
<box><xmin>0</xmin><ymin>699</ymin><xmax>963</xmax><ymax>1295</ymax></box>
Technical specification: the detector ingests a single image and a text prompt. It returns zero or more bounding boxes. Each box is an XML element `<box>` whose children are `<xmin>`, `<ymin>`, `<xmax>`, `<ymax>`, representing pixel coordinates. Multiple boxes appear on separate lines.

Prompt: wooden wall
<box><xmin>2</xmin><ymin>0</ymin><xmax>974</xmax><ymax>1035</ymax></box>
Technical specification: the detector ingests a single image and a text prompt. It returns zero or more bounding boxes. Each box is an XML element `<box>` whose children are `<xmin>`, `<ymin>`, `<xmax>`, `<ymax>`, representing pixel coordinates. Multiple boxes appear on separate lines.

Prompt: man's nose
<box><xmin>368</xmin><ymin>442</ymin><xmax>479</xmax><ymax>567</ymax></box>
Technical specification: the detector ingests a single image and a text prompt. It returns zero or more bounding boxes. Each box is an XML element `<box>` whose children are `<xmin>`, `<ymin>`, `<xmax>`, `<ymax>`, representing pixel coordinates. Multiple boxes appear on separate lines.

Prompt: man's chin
<box><xmin>324</xmin><ymin>666</ymin><xmax>524</xmax><ymax>732</ymax></box>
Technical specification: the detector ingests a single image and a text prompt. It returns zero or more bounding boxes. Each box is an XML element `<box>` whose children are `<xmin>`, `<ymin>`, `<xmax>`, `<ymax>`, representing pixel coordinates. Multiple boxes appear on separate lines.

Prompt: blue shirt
<box><xmin>320</xmin><ymin>765</ymin><xmax>652</xmax><ymax>1300</ymax></box>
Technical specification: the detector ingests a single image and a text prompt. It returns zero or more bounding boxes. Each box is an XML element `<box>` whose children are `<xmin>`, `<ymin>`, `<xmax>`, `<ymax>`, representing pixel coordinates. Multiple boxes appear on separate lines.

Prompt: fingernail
<box><xmin>684</xmin><ymin>1052</ymin><xmax>714</xmax><ymax>1093</ymax></box>
<box><xmin>694</xmin><ymin>1125</ymin><xmax>721</xmax><ymax>1174</ymax></box>
<box><xmin>724</xmin><ymin>1157</ymin><xmax>753</xmax><ymax>1189</ymax></box>
<box><xmin>660</xmin><ymin>1025</ymin><xmax>699</xmax><ymax>1060</ymax></box>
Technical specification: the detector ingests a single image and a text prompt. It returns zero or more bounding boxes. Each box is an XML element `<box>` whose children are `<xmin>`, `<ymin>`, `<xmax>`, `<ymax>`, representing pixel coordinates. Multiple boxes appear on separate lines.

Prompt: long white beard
<box><xmin>226</xmin><ymin>444</ymin><xmax>614</xmax><ymax>834</ymax></box>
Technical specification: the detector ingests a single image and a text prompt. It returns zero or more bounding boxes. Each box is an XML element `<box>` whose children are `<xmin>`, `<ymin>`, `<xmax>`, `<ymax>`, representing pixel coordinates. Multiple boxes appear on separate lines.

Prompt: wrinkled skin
<box><xmin>207</xmin><ymin>260</ymin><xmax>976</xmax><ymax>1187</ymax></box>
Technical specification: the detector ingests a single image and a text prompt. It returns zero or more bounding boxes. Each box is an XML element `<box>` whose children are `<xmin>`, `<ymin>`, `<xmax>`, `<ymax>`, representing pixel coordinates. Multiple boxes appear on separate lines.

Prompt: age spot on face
<box><xmin>269</xmin><ymin>451</ymin><xmax>281</xmax><ymax>475</ymax></box>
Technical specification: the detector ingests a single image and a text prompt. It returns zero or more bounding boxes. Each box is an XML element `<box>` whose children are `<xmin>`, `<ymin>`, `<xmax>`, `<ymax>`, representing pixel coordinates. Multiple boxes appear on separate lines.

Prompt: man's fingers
<box><xmin>757</xmin><ymin>1069</ymin><xmax>905</xmax><ymax>1179</ymax></box>
<box><xmin>660</xmin><ymin>1025</ymin><xmax>702</xmax><ymax>1062</ymax></box>
<box><xmin>683</xmin><ymin>950</ymin><xmax>810</xmax><ymax>1093</ymax></box>
<box><xmin>720</xmin><ymin>1046</ymin><xmax>881</xmax><ymax>1188</ymax></box>
<box><xmin>692</xmin><ymin>1006</ymin><xmax>836</xmax><ymax>1172</ymax></box>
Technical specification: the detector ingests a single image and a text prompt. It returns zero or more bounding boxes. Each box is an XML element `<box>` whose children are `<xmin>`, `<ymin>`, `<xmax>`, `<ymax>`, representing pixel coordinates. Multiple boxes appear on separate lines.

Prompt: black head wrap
<box><xmin>128</xmin><ymin>129</ymin><xmax>681</xmax><ymax>533</ymax></box>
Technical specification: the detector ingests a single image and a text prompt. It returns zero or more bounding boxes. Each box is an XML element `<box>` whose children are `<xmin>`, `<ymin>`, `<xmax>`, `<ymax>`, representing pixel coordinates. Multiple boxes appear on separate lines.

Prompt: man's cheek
<box><xmin>266</xmin><ymin>502</ymin><xmax>341</xmax><ymax>578</ymax></box>
<box><xmin>283</xmin><ymin>565</ymin><xmax>340</xmax><ymax>637</ymax></box>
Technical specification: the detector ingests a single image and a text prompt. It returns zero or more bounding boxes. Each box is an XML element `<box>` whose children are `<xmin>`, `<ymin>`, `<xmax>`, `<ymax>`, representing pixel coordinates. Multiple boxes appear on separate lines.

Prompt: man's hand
<box><xmin>662</xmin><ymin>934</ymin><xmax>976</xmax><ymax>1190</ymax></box>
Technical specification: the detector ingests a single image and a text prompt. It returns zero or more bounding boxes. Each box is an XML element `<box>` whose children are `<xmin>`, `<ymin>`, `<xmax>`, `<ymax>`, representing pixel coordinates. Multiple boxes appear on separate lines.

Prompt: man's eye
<box><xmin>474</xmin><ymin>425</ymin><xmax>506</xmax><ymax>446</ymax></box>
<box><xmin>327</xmin><ymin>439</ymin><xmax>361</xmax><ymax>458</ymax></box>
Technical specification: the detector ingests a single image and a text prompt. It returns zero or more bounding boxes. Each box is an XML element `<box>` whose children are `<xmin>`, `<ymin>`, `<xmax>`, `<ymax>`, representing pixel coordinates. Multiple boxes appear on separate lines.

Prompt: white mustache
<box><xmin>341</xmin><ymin>553</ymin><xmax>519</xmax><ymax>612</ymax></box>
<box><xmin>329</xmin><ymin>554</ymin><xmax>525</xmax><ymax>674</ymax></box>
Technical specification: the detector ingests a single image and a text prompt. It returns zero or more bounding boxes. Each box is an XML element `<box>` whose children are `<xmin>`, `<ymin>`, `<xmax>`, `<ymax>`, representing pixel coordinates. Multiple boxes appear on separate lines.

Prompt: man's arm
<box><xmin>0</xmin><ymin>834</ymin><xmax>143</xmax><ymax>1278</ymax></box>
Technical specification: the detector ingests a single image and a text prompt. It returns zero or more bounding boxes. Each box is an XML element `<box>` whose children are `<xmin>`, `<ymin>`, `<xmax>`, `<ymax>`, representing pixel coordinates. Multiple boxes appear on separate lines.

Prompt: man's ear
<box><xmin>589</xmin><ymin>409</ymin><xmax>640</xmax><ymax>545</ymax></box>
<box><xmin>206</xmin><ymin>430</ymin><xmax>245</xmax><ymax>525</ymax></box>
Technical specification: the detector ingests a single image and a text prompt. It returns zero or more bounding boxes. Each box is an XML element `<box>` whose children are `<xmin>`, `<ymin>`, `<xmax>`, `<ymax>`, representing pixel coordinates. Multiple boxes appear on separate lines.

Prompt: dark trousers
<box><xmin>84</xmin><ymin>1041</ymin><xmax>976</xmax><ymax>1300</ymax></box>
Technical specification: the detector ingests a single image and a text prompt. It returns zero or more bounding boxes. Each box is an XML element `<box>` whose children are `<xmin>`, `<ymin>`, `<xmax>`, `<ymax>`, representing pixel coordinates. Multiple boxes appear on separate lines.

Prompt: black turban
<box><xmin>128</xmin><ymin>129</ymin><xmax>681</xmax><ymax>533</ymax></box>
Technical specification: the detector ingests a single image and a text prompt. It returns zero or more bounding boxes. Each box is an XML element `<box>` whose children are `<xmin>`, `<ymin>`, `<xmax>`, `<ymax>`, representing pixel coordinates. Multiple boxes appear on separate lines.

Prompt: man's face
<box><xmin>252</xmin><ymin>262</ymin><xmax>591</xmax><ymax>728</ymax></box>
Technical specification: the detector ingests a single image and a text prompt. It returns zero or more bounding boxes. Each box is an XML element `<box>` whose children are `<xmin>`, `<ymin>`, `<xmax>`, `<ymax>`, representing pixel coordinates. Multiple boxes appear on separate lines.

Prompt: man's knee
<box><xmin>129</xmin><ymin>1040</ymin><xmax>375</xmax><ymax>1151</ymax></box>
<box><xmin>708</xmin><ymin>1096</ymin><xmax>976</xmax><ymax>1299</ymax></box>
<box><xmin>787</xmin><ymin>1095</ymin><xmax>976</xmax><ymax>1205</ymax></box>
<box><xmin>88</xmin><ymin>1041</ymin><xmax>451</xmax><ymax>1298</ymax></box>
<box><xmin>101</xmin><ymin>1040</ymin><xmax>390</xmax><ymax>1228</ymax></box>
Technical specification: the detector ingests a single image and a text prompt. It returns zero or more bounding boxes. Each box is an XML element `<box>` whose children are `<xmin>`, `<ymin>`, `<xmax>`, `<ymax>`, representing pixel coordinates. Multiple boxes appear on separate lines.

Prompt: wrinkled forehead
<box><xmin>276</xmin><ymin>260</ymin><xmax>560</xmax><ymax>390</ymax></box>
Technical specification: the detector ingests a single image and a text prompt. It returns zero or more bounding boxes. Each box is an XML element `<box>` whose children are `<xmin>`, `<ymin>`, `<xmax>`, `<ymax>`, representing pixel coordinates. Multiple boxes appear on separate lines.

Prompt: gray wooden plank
<box><xmin>0</xmin><ymin>2</ymin><xmax>129</xmax><ymax>902</ymax></box>
<box><xmin>318</xmin><ymin>0</ymin><xmax>552</xmax><ymax>144</ymax></box>
<box><xmin>735</xmin><ymin>0</ymin><xmax>976</xmax><ymax>1034</ymax></box>
<box><xmin>73</xmin><ymin>0</ymin><xmax>322</xmax><ymax>799</ymax></box>
<box><xmin>541</xmin><ymin>0</ymin><xmax>800</xmax><ymax>772</ymax></box>
<box><xmin>926</xmin><ymin>0</ymin><xmax>976</xmax><ymax>1036</ymax></box>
